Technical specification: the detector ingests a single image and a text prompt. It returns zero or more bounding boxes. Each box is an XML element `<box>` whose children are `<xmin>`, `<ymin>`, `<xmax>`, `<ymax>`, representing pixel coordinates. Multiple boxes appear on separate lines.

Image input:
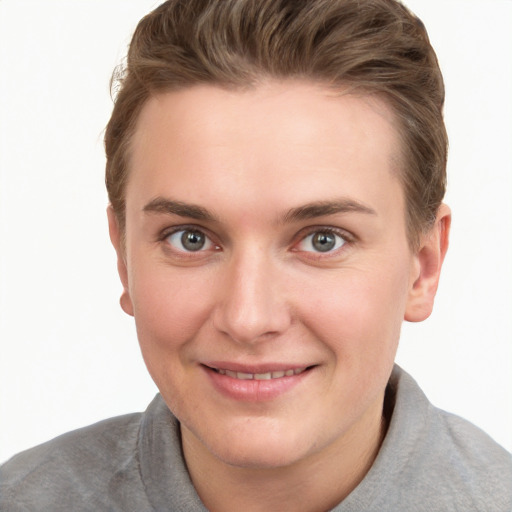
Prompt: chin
<box><xmin>213</xmin><ymin>440</ymin><xmax>305</xmax><ymax>470</ymax></box>
<box><xmin>189</xmin><ymin>416</ymin><xmax>321</xmax><ymax>470</ymax></box>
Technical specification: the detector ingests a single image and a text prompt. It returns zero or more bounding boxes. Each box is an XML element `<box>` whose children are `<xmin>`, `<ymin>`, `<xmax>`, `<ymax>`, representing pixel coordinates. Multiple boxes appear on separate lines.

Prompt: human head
<box><xmin>105</xmin><ymin>0</ymin><xmax>447</xmax><ymax>249</ymax></box>
<box><xmin>104</xmin><ymin>0</ymin><xmax>452</xmax><ymax>484</ymax></box>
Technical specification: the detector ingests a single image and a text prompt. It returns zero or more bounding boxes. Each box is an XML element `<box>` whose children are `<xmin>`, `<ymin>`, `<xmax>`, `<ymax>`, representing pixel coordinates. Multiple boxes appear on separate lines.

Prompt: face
<box><xmin>110</xmin><ymin>81</ymin><xmax>444</xmax><ymax>471</ymax></box>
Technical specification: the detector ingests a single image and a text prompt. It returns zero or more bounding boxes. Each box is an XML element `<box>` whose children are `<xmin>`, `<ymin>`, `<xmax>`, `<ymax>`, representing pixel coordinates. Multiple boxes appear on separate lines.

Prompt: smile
<box><xmin>213</xmin><ymin>367</ymin><xmax>308</xmax><ymax>380</ymax></box>
<box><xmin>203</xmin><ymin>364</ymin><xmax>314</xmax><ymax>401</ymax></box>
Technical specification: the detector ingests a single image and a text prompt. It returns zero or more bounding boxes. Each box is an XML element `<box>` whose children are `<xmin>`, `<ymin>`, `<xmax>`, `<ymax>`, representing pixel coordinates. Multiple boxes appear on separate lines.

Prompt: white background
<box><xmin>0</xmin><ymin>0</ymin><xmax>511</xmax><ymax>463</ymax></box>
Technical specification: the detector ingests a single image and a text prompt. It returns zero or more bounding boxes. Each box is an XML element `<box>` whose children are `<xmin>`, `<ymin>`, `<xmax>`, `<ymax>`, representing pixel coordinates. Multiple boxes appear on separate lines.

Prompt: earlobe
<box><xmin>404</xmin><ymin>204</ymin><xmax>451</xmax><ymax>322</ymax></box>
<box><xmin>107</xmin><ymin>206</ymin><xmax>134</xmax><ymax>317</ymax></box>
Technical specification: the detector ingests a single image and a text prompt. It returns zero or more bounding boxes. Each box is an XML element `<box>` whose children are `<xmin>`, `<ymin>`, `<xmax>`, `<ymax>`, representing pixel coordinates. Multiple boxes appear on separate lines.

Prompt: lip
<box><xmin>201</xmin><ymin>362</ymin><xmax>315</xmax><ymax>402</ymax></box>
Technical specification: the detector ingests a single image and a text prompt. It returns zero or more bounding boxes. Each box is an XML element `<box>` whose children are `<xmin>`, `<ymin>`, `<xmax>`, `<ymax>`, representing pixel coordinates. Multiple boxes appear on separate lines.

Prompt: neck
<box><xmin>181</xmin><ymin>394</ymin><xmax>387</xmax><ymax>512</ymax></box>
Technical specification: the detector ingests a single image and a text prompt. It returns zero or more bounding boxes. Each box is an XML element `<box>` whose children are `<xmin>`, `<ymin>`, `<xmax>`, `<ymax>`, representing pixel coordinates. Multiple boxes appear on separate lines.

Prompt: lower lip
<box><xmin>203</xmin><ymin>366</ymin><xmax>312</xmax><ymax>402</ymax></box>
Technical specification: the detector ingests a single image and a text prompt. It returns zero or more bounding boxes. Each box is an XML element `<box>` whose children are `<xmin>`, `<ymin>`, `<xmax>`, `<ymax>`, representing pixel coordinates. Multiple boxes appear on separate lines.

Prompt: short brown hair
<box><xmin>105</xmin><ymin>0</ymin><xmax>447</xmax><ymax>247</ymax></box>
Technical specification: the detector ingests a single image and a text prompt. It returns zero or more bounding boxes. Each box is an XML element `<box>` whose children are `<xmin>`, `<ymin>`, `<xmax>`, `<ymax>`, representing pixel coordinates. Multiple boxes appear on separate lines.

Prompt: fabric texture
<box><xmin>1</xmin><ymin>366</ymin><xmax>511</xmax><ymax>511</ymax></box>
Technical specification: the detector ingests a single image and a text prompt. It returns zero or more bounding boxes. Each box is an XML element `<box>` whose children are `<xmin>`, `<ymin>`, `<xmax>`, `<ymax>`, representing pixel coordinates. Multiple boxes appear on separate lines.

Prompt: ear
<box><xmin>107</xmin><ymin>206</ymin><xmax>134</xmax><ymax>317</ymax></box>
<box><xmin>404</xmin><ymin>203</ymin><xmax>451</xmax><ymax>322</ymax></box>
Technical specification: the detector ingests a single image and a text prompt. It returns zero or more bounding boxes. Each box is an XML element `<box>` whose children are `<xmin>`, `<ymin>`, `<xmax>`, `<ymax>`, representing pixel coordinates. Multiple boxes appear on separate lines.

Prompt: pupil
<box><xmin>181</xmin><ymin>231</ymin><xmax>205</xmax><ymax>251</ymax></box>
<box><xmin>312</xmin><ymin>232</ymin><xmax>335</xmax><ymax>252</ymax></box>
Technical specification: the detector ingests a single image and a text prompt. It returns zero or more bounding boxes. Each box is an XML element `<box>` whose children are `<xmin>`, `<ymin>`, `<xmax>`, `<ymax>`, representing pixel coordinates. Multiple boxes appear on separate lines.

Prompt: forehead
<box><xmin>126</xmin><ymin>81</ymin><xmax>404</xmax><ymax>220</ymax></box>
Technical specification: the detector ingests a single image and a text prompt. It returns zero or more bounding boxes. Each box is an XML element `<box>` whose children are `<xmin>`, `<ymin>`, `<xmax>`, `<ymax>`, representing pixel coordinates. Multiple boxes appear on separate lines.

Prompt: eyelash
<box><xmin>158</xmin><ymin>225</ymin><xmax>353</xmax><ymax>258</ymax></box>
<box><xmin>292</xmin><ymin>227</ymin><xmax>351</xmax><ymax>257</ymax></box>
<box><xmin>158</xmin><ymin>225</ymin><xmax>220</xmax><ymax>258</ymax></box>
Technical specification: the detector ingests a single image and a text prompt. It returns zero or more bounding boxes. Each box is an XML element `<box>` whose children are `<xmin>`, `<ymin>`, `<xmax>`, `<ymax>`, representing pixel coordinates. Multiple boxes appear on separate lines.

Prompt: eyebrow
<box><xmin>283</xmin><ymin>199</ymin><xmax>377</xmax><ymax>222</ymax></box>
<box><xmin>143</xmin><ymin>198</ymin><xmax>216</xmax><ymax>221</ymax></box>
<box><xmin>142</xmin><ymin>197</ymin><xmax>377</xmax><ymax>223</ymax></box>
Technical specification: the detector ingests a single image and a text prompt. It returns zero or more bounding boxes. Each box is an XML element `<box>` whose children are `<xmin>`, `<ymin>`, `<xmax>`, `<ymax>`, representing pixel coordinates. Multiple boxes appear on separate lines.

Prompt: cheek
<box><xmin>128</xmin><ymin>268</ymin><xmax>214</xmax><ymax>406</ymax></box>
<box><xmin>129</xmin><ymin>262</ymin><xmax>214</xmax><ymax>358</ymax></box>
<box><xmin>298</xmin><ymin>263</ymin><xmax>410</xmax><ymax>361</ymax></box>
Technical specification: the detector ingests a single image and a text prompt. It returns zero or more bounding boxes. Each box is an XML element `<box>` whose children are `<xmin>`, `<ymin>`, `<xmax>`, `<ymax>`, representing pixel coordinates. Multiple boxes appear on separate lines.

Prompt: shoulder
<box><xmin>431</xmin><ymin>407</ymin><xmax>512</xmax><ymax>503</ymax></box>
<box><xmin>340</xmin><ymin>366</ymin><xmax>512</xmax><ymax>512</ymax></box>
<box><xmin>384</xmin><ymin>366</ymin><xmax>512</xmax><ymax>511</ymax></box>
<box><xmin>1</xmin><ymin>395</ymin><xmax>206</xmax><ymax>512</ymax></box>
<box><xmin>0</xmin><ymin>411</ymin><xmax>144</xmax><ymax>511</ymax></box>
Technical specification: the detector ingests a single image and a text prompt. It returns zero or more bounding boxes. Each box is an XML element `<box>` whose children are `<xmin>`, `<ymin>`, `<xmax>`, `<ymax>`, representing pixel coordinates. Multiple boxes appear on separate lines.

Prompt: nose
<box><xmin>212</xmin><ymin>248</ymin><xmax>291</xmax><ymax>344</ymax></box>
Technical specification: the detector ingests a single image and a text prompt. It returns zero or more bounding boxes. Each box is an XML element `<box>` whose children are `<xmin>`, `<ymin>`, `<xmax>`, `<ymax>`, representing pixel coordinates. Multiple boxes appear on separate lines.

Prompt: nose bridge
<box><xmin>213</xmin><ymin>244</ymin><xmax>290</xmax><ymax>344</ymax></box>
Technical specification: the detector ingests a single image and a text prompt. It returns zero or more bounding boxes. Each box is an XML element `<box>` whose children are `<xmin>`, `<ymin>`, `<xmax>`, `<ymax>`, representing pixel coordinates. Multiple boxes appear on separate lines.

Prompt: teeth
<box><xmin>215</xmin><ymin>367</ymin><xmax>307</xmax><ymax>380</ymax></box>
<box><xmin>254</xmin><ymin>372</ymin><xmax>271</xmax><ymax>380</ymax></box>
<box><xmin>237</xmin><ymin>372</ymin><xmax>254</xmax><ymax>380</ymax></box>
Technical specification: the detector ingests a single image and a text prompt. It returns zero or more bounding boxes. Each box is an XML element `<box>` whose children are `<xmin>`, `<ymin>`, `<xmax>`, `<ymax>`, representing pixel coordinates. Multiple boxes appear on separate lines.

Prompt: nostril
<box><xmin>212</xmin><ymin>303</ymin><xmax>290</xmax><ymax>345</ymax></box>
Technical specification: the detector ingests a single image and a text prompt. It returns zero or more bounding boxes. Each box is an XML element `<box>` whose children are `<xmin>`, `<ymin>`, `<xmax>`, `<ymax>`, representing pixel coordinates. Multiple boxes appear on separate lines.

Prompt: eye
<box><xmin>166</xmin><ymin>229</ymin><xmax>215</xmax><ymax>252</ymax></box>
<box><xmin>296</xmin><ymin>229</ymin><xmax>346</xmax><ymax>253</ymax></box>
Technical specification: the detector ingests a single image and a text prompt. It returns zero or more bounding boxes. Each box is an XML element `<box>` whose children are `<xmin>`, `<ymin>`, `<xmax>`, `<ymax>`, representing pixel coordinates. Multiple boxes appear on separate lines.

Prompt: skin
<box><xmin>108</xmin><ymin>81</ymin><xmax>450</xmax><ymax>512</ymax></box>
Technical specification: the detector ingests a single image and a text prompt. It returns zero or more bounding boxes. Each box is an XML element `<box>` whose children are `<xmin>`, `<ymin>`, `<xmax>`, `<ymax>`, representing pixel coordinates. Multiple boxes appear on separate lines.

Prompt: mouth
<box><xmin>202</xmin><ymin>363</ymin><xmax>315</xmax><ymax>401</ymax></box>
<box><xmin>210</xmin><ymin>366</ymin><xmax>309</xmax><ymax>380</ymax></box>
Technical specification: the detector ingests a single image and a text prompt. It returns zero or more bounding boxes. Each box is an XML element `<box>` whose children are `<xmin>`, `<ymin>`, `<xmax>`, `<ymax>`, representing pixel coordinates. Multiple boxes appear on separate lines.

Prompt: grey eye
<box><xmin>297</xmin><ymin>230</ymin><xmax>345</xmax><ymax>253</ymax></box>
<box><xmin>167</xmin><ymin>229</ymin><xmax>214</xmax><ymax>252</ymax></box>
<box><xmin>311</xmin><ymin>232</ymin><xmax>336</xmax><ymax>252</ymax></box>
<box><xmin>181</xmin><ymin>231</ymin><xmax>205</xmax><ymax>251</ymax></box>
